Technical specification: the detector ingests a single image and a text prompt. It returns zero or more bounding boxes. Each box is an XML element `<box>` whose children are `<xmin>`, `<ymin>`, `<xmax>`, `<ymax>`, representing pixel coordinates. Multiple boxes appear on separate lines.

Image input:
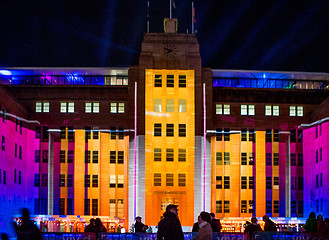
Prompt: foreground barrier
<box><xmin>42</xmin><ymin>232</ymin><xmax>96</xmax><ymax>240</ymax></box>
<box><xmin>252</xmin><ymin>232</ymin><xmax>329</xmax><ymax>240</ymax></box>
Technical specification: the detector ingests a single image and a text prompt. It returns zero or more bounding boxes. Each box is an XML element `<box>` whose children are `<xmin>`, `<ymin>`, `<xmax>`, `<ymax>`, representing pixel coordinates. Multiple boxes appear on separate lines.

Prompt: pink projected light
<box><xmin>203</xmin><ymin>83</ymin><xmax>206</xmax><ymax>211</ymax></box>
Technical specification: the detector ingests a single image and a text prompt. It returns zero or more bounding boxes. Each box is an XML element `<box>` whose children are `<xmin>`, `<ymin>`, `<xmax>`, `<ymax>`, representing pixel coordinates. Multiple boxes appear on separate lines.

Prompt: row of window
<box><xmin>154</xmin><ymin>74</ymin><xmax>187</xmax><ymax>88</ymax></box>
<box><xmin>315</xmin><ymin>173</ymin><xmax>323</xmax><ymax>188</ymax></box>
<box><xmin>36</xmin><ymin>102</ymin><xmax>125</xmax><ymax>113</ymax></box>
<box><xmin>84</xmin><ymin>198</ymin><xmax>124</xmax><ymax>217</ymax></box>
<box><xmin>153</xmin><ymin>99</ymin><xmax>186</xmax><ymax>112</ymax></box>
<box><xmin>216</xmin><ymin>129</ymin><xmax>303</xmax><ymax>143</ymax></box>
<box><xmin>315</xmin><ymin>148</ymin><xmax>323</xmax><ymax>163</ymax></box>
<box><xmin>154</xmin><ymin>123</ymin><xmax>186</xmax><ymax>137</ymax></box>
<box><xmin>216</xmin><ymin>104</ymin><xmax>304</xmax><ymax>117</ymax></box>
<box><xmin>153</xmin><ymin>173</ymin><xmax>186</xmax><ymax>187</ymax></box>
<box><xmin>0</xmin><ymin>169</ymin><xmax>21</xmax><ymax>185</ymax></box>
<box><xmin>153</xmin><ymin>148</ymin><xmax>187</xmax><ymax>162</ymax></box>
<box><xmin>0</xmin><ymin>169</ymin><xmax>7</xmax><ymax>185</ymax></box>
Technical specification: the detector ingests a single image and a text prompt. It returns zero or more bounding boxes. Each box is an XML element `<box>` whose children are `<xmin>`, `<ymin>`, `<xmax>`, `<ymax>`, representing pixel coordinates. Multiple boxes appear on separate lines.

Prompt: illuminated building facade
<box><xmin>1</xmin><ymin>20</ymin><xmax>329</xmax><ymax>234</ymax></box>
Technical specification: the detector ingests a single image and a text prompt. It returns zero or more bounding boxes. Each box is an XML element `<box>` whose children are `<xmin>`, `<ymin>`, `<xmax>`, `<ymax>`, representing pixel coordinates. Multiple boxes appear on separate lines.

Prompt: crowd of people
<box><xmin>303</xmin><ymin>212</ymin><xmax>329</xmax><ymax>234</ymax></box>
<box><xmin>84</xmin><ymin>217</ymin><xmax>107</xmax><ymax>238</ymax></box>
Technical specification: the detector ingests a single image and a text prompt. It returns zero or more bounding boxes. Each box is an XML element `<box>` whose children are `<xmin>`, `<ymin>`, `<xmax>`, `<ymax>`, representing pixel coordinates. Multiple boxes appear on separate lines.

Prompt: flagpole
<box><xmin>147</xmin><ymin>1</ymin><xmax>150</xmax><ymax>33</ymax></box>
<box><xmin>192</xmin><ymin>2</ymin><xmax>194</xmax><ymax>34</ymax></box>
<box><xmin>170</xmin><ymin>0</ymin><xmax>172</xmax><ymax>18</ymax></box>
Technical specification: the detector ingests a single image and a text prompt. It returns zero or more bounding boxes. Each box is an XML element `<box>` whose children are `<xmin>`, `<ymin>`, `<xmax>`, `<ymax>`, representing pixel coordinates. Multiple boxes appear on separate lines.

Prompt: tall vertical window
<box><xmin>179</xmin><ymin>99</ymin><xmax>186</xmax><ymax>112</ymax></box>
<box><xmin>110</xmin><ymin>103</ymin><xmax>117</xmax><ymax>113</ymax></box>
<box><xmin>249</xmin><ymin>153</ymin><xmax>255</xmax><ymax>165</ymax></box>
<box><xmin>224</xmin><ymin>176</ymin><xmax>230</xmax><ymax>189</ymax></box>
<box><xmin>289</xmin><ymin>106</ymin><xmax>296</xmax><ymax>116</ymax></box>
<box><xmin>266</xmin><ymin>129</ymin><xmax>272</xmax><ymax>142</ymax></box>
<box><xmin>266</xmin><ymin>177</ymin><xmax>272</xmax><ymax>189</ymax></box>
<box><xmin>154</xmin><ymin>173</ymin><xmax>161</xmax><ymax>186</ymax></box>
<box><xmin>241</xmin><ymin>129</ymin><xmax>247</xmax><ymax>141</ymax></box>
<box><xmin>117</xmin><ymin>199</ymin><xmax>124</xmax><ymax>217</ymax></box>
<box><xmin>274</xmin><ymin>176</ymin><xmax>279</xmax><ymax>186</ymax></box>
<box><xmin>316</xmin><ymin>150</ymin><xmax>318</xmax><ymax>163</ymax></box>
<box><xmin>166</xmin><ymin>124</ymin><xmax>174</xmax><ymax>137</ymax></box>
<box><xmin>67</xmin><ymin>198</ymin><xmax>73</xmax><ymax>215</ymax></box>
<box><xmin>118</xmin><ymin>151</ymin><xmax>124</xmax><ymax>164</ymax></box>
<box><xmin>117</xmin><ymin>175</ymin><xmax>124</xmax><ymax>188</ymax></box>
<box><xmin>92</xmin><ymin>175</ymin><xmax>98</xmax><ymax>187</ymax></box>
<box><xmin>179</xmin><ymin>75</ymin><xmax>186</xmax><ymax>87</ymax></box>
<box><xmin>224</xmin><ymin>152</ymin><xmax>230</xmax><ymax>165</ymax></box>
<box><xmin>19</xmin><ymin>146</ymin><xmax>22</xmax><ymax>159</ymax></box>
<box><xmin>266</xmin><ymin>153</ymin><xmax>272</xmax><ymax>166</ymax></box>
<box><xmin>42</xmin><ymin>150</ymin><xmax>48</xmax><ymax>163</ymax></box>
<box><xmin>109</xmin><ymin>199</ymin><xmax>115</xmax><ymax>216</ymax></box>
<box><xmin>178</xmin><ymin>149</ymin><xmax>186</xmax><ymax>162</ymax></box>
<box><xmin>154</xmin><ymin>123</ymin><xmax>161</xmax><ymax>136</ymax></box>
<box><xmin>216</xmin><ymin>176</ymin><xmax>222</xmax><ymax>189</ymax></box>
<box><xmin>216</xmin><ymin>201</ymin><xmax>222</xmax><ymax>213</ymax></box>
<box><xmin>85</xmin><ymin>175</ymin><xmax>90</xmax><ymax>187</ymax></box>
<box><xmin>249</xmin><ymin>201</ymin><xmax>254</xmax><ymax>213</ymax></box>
<box><xmin>291</xmin><ymin>153</ymin><xmax>296</xmax><ymax>166</ymax></box>
<box><xmin>110</xmin><ymin>175</ymin><xmax>116</xmax><ymax>188</ymax></box>
<box><xmin>67</xmin><ymin>174</ymin><xmax>73</xmax><ymax>187</ymax></box>
<box><xmin>166</xmin><ymin>99</ymin><xmax>174</xmax><ymax>112</ymax></box>
<box><xmin>166</xmin><ymin>75</ymin><xmax>174</xmax><ymax>87</ymax></box>
<box><xmin>92</xmin><ymin>199</ymin><xmax>98</xmax><ymax>216</ymax></box>
<box><xmin>36</xmin><ymin>102</ymin><xmax>42</xmax><ymax>112</ymax></box>
<box><xmin>85</xmin><ymin>103</ymin><xmax>92</xmax><ymax>113</ymax></box>
<box><xmin>216</xmin><ymin>152</ymin><xmax>223</xmax><ymax>165</ymax></box>
<box><xmin>178</xmin><ymin>174</ymin><xmax>186</xmax><ymax>187</ymax></box>
<box><xmin>216</xmin><ymin>104</ymin><xmax>230</xmax><ymax>115</ymax></box>
<box><xmin>224</xmin><ymin>128</ymin><xmax>230</xmax><ymax>141</ymax></box>
<box><xmin>60</xmin><ymin>102</ymin><xmax>67</xmax><ymax>113</ymax></box>
<box><xmin>216</xmin><ymin>128</ymin><xmax>222</xmax><ymax>141</ymax></box>
<box><xmin>110</xmin><ymin>128</ymin><xmax>116</xmax><ymax>139</ymax></box>
<box><xmin>16</xmin><ymin>144</ymin><xmax>18</xmax><ymax>158</ymax></box>
<box><xmin>110</xmin><ymin>151</ymin><xmax>116</xmax><ymax>164</ymax></box>
<box><xmin>85</xmin><ymin>150</ymin><xmax>90</xmax><ymax>163</ymax></box>
<box><xmin>92</xmin><ymin>151</ymin><xmax>98</xmax><ymax>164</ymax></box>
<box><xmin>67</xmin><ymin>150</ymin><xmax>74</xmax><ymax>163</ymax></box>
<box><xmin>266</xmin><ymin>201</ymin><xmax>272</xmax><ymax>214</ymax></box>
<box><xmin>224</xmin><ymin>201</ymin><xmax>230</xmax><ymax>213</ymax></box>
<box><xmin>249</xmin><ymin>177</ymin><xmax>254</xmax><ymax>189</ymax></box>
<box><xmin>320</xmin><ymin>148</ymin><xmax>322</xmax><ymax>161</ymax></box>
<box><xmin>42</xmin><ymin>174</ymin><xmax>48</xmax><ymax>187</ymax></box>
<box><xmin>241</xmin><ymin>177</ymin><xmax>247</xmax><ymax>189</ymax></box>
<box><xmin>59</xmin><ymin>199</ymin><xmax>65</xmax><ymax>215</ymax></box>
<box><xmin>18</xmin><ymin>171</ymin><xmax>21</xmax><ymax>185</ymax></box>
<box><xmin>154</xmin><ymin>99</ymin><xmax>162</xmax><ymax>112</ymax></box>
<box><xmin>249</xmin><ymin>129</ymin><xmax>255</xmax><ymax>142</ymax></box>
<box><xmin>35</xmin><ymin>150</ymin><xmax>40</xmax><ymax>163</ymax></box>
<box><xmin>154</xmin><ymin>75</ymin><xmax>162</xmax><ymax>87</ymax></box>
<box><xmin>118</xmin><ymin>103</ymin><xmax>125</xmax><ymax>113</ymax></box>
<box><xmin>241</xmin><ymin>200</ymin><xmax>247</xmax><ymax>213</ymax></box>
<box><xmin>2</xmin><ymin>136</ymin><xmax>5</xmax><ymax>151</ymax></box>
<box><xmin>179</xmin><ymin>124</ymin><xmax>186</xmax><ymax>137</ymax></box>
<box><xmin>154</xmin><ymin>148</ymin><xmax>162</xmax><ymax>162</ymax></box>
<box><xmin>166</xmin><ymin>173</ymin><xmax>174</xmax><ymax>186</ymax></box>
<box><xmin>84</xmin><ymin>199</ymin><xmax>90</xmax><ymax>215</ymax></box>
<box><xmin>273</xmin><ymin>129</ymin><xmax>279</xmax><ymax>142</ymax></box>
<box><xmin>265</xmin><ymin>105</ymin><xmax>272</xmax><ymax>116</ymax></box>
<box><xmin>273</xmin><ymin>153</ymin><xmax>279</xmax><ymax>166</ymax></box>
<box><xmin>274</xmin><ymin>201</ymin><xmax>279</xmax><ymax>213</ymax></box>
<box><xmin>273</xmin><ymin>105</ymin><xmax>279</xmax><ymax>116</ymax></box>
<box><xmin>241</xmin><ymin>152</ymin><xmax>247</xmax><ymax>165</ymax></box>
<box><xmin>241</xmin><ymin>104</ymin><xmax>255</xmax><ymax>115</ymax></box>
<box><xmin>166</xmin><ymin>149</ymin><xmax>174</xmax><ymax>162</ymax></box>
<box><xmin>68</xmin><ymin>102</ymin><xmax>74</xmax><ymax>113</ymax></box>
<box><xmin>59</xmin><ymin>174</ymin><xmax>65</xmax><ymax>187</ymax></box>
<box><xmin>60</xmin><ymin>150</ymin><xmax>66</xmax><ymax>163</ymax></box>
<box><xmin>297</xmin><ymin>106</ymin><xmax>303</xmax><ymax>116</ymax></box>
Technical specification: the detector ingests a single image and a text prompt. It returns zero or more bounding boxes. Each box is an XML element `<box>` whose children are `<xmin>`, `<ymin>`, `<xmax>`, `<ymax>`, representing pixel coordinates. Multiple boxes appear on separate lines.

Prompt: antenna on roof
<box><xmin>147</xmin><ymin>1</ymin><xmax>150</xmax><ymax>33</ymax></box>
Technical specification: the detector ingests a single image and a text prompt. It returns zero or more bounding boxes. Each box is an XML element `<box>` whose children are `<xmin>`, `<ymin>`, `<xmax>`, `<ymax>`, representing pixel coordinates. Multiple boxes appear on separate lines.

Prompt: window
<box><xmin>216</xmin><ymin>152</ymin><xmax>223</xmax><ymax>165</ymax></box>
<box><xmin>60</xmin><ymin>126</ymin><xmax>66</xmax><ymax>139</ymax></box>
<box><xmin>118</xmin><ymin>151</ymin><xmax>124</xmax><ymax>164</ymax></box>
<box><xmin>60</xmin><ymin>199</ymin><xmax>65</xmax><ymax>215</ymax></box>
<box><xmin>266</xmin><ymin>153</ymin><xmax>272</xmax><ymax>166</ymax></box>
<box><xmin>110</xmin><ymin>151</ymin><xmax>116</xmax><ymax>163</ymax></box>
<box><xmin>274</xmin><ymin>176</ymin><xmax>279</xmax><ymax>186</ymax></box>
<box><xmin>216</xmin><ymin>200</ymin><xmax>222</xmax><ymax>213</ymax></box>
<box><xmin>166</xmin><ymin>149</ymin><xmax>174</xmax><ymax>162</ymax></box>
<box><xmin>14</xmin><ymin>169</ymin><xmax>17</xmax><ymax>183</ymax></box>
<box><xmin>154</xmin><ymin>123</ymin><xmax>161</xmax><ymax>136</ymax></box>
<box><xmin>85</xmin><ymin>150</ymin><xmax>90</xmax><ymax>163</ymax></box>
<box><xmin>84</xmin><ymin>199</ymin><xmax>90</xmax><ymax>215</ymax></box>
<box><xmin>241</xmin><ymin>177</ymin><xmax>247</xmax><ymax>189</ymax></box>
<box><xmin>320</xmin><ymin>172</ymin><xmax>322</xmax><ymax>187</ymax></box>
<box><xmin>34</xmin><ymin>174</ymin><xmax>40</xmax><ymax>187</ymax></box>
<box><xmin>167</xmin><ymin>75</ymin><xmax>174</xmax><ymax>87</ymax></box>
<box><xmin>266</xmin><ymin>177</ymin><xmax>272</xmax><ymax>189</ymax></box>
<box><xmin>67</xmin><ymin>174</ymin><xmax>73</xmax><ymax>187</ymax></box>
<box><xmin>320</xmin><ymin>148</ymin><xmax>322</xmax><ymax>161</ymax></box>
<box><xmin>241</xmin><ymin>104</ymin><xmax>254</xmax><ymax>115</ymax></box>
<box><xmin>249</xmin><ymin>177</ymin><xmax>254</xmax><ymax>189</ymax></box>
<box><xmin>290</xmin><ymin>106</ymin><xmax>303</xmax><ymax>116</ymax></box>
<box><xmin>92</xmin><ymin>175</ymin><xmax>98</xmax><ymax>187</ymax></box>
<box><xmin>35</xmin><ymin>150</ymin><xmax>40</xmax><ymax>163</ymax></box>
<box><xmin>35</xmin><ymin>126</ymin><xmax>41</xmax><ymax>139</ymax></box>
<box><xmin>241</xmin><ymin>129</ymin><xmax>247</xmax><ymax>141</ymax></box>
<box><xmin>179</xmin><ymin>99</ymin><xmax>186</xmax><ymax>112</ymax></box>
<box><xmin>249</xmin><ymin>129</ymin><xmax>255</xmax><ymax>142</ymax></box>
<box><xmin>3</xmin><ymin>171</ymin><xmax>6</xmax><ymax>184</ymax></box>
<box><xmin>224</xmin><ymin>201</ymin><xmax>230</xmax><ymax>213</ymax></box>
<box><xmin>42</xmin><ymin>126</ymin><xmax>49</xmax><ymax>140</ymax></box>
<box><xmin>316</xmin><ymin>150</ymin><xmax>318</xmax><ymax>163</ymax></box>
<box><xmin>110</xmin><ymin>103</ymin><xmax>117</xmax><ymax>113</ymax></box>
<box><xmin>118</xmin><ymin>103</ymin><xmax>125</xmax><ymax>113</ymax></box>
<box><xmin>273</xmin><ymin>105</ymin><xmax>279</xmax><ymax>116</ymax></box>
<box><xmin>178</xmin><ymin>149</ymin><xmax>186</xmax><ymax>162</ymax></box>
<box><xmin>297</xmin><ymin>106</ymin><xmax>303</xmax><ymax>116</ymax></box>
<box><xmin>289</xmin><ymin>106</ymin><xmax>296</xmax><ymax>116</ymax></box>
<box><xmin>110</xmin><ymin>175</ymin><xmax>116</xmax><ymax>188</ymax></box>
<box><xmin>266</xmin><ymin>201</ymin><xmax>272</xmax><ymax>214</ymax></box>
<box><xmin>316</xmin><ymin>174</ymin><xmax>319</xmax><ymax>188</ymax></box>
<box><xmin>92</xmin><ymin>199</ymin><xmax>98</xmax><ymax>216</ymax></box>
<box><xmin>18</xmin><ymin>146</ymin><xmax>22</xmax><ymax>159</ymax></box>
<box><xmin>298</xmin><ymin>153</ymin><xmax>303</xmax><ymax>166</ymax></box>
<box><xmin>67</xmin><ymin>150</ymin><xmax>73</xmax><ymax>163</ymax></box>
<box><xmin>298</xmin><ymin>200</ymin><xmax>303</xmax><ymax>215</ymax></box>
<box><xmin>154</xmin><ymin>99</ymin><xmax>162</xmax><ymax>112</ymax></box>
<box><xmin>109</xmin><ymin>199</ymin><xmax>115</xmax><ymax>216</ymax></box>
<box><xmin>178</xmin><ymin>174</ymin><xmax>186</xmax><ymax>187</ymax></box>
<box><xmin>224</xmin><ymin>128</ymin><xmax>230</xmax><ymax>141</ymax></box>
<box><xmin>85</xmin><ymin>102</ymin><xmax>92</xmax><ymax>113</ymax></box>
<box><xmin>154</xmin><ymin>148</ymin><xmax>161</xmax><ymax>162</ymax></box>
<box><xmin>85</xmin><ymin>102</ymin><xmax>99</xmax><ymax>113</ymax></box>
<box><xmin>298</xmin><ymin>177</ymin><xmax>303</xmax><ymax>190</ymax></box>
<box><xmin>249</xmin><ymin>200</ymin><xmax>254</xmax><ymax>213</ymax></box>
<box><xmin>216</xmin><ymin>128</ymin><xmax>222</xmax><ymax>141</ymax></box>
<box><xmin>216</xmin><ymin>104</ymin><xmax>222</xmax><ymax>115</ymax></box>
<box><xmin>291</xmin><ymin>153</ymin><xmax>296</xmax><ymax>166</ymax></box>
<box><xmin>179</xmin><ymin>75</ymin><xmax>186</xmax><ymax>87</ymax></box>
<box><xmin>36</xmin><ymin>102</ymin><xmax>49</xmax><ymax>112</ymax></box>
<box><xmin>117</xmin><ymin>175</ymin><xmax>124</xmax><ymax>188</ymax></box>
<box><xmin>154</xmin><ymin>75</ymin><xmax>162</xmax><ymax>87</ymax></box>
<box><xmin>224</xmin><ymin>176</ymin><xmax>230</xmax><ymax>189</ymax></box>
<box><xmin>249</xmin><ymin>153</ymin><xmax>255</xmax><ymax>165</ymax></box>
<box><xmin>92</xmin><ymin>151</ymin><xmax>98</xmax><ymax>164</ymax></box>
<box><xmin>216</xmin><ymin>104</ymin><xmax>230</xmax><ymax>115</ymax></box>
<box><xmin>266</xmin><ymin>129</ymin><xmax>272</xmax><ymax>142</ymax></box>
<box><xmin>154</xmin><ymin>173</ymin><xmax>161</xmax><ymax>186</ymax></box>
<box><xmin>42</xmin><ymin>174</ymin><xmax>47</xmax><ymax>187</ymax></box>
<box><xmin>273</xmin><ymin>129</ymin><xmax>279</xmax><ymax>142</ymax></box>
<box><xmin>241</xmin><ymin>152</ymin><xmax>247</xmax><ymax>165</ymax></box>
<box><xmin>60</xmin><ymin>102</ymin><xmax>74</xmax><ymax>113</ymax></box>
<box><xmin>290</xmin><ymin>130</ymin><xmax>296</xmax><ymax>143</ymax></box>
<box><xmin>42</xmin><ymin>150</ymin><xmax>48</xmax><ymax>163</ymax></box>
<box><xmin>166</xmin><ymin>99</ymin><xmax>174</xmax><ymax>112</ymax></box>
<box><xmin>216</xmin><ymin>176</ymin><xmax>222</xmax><ymax>189</ymax></box>
<box><xmin>118</xmin><ymin>128</ymin><xmax>124</xmax><ymax>139</ymax></box>
<box><xmin>59</xmin><ymin>174</ymin><xmax>65</xmax><ymax>187</ymax></box>
<box><xmin>68</xmin><ymin>126</ymin><xmax>74</xmax><ymax>140</ymax></box>
<box><xmin>166</xmin><ymin>124</ymin><xmax>174</xmax><ymax>137</ymax></box>
<box><xmin>265</xmin><ymin>105</ymin><xmax>272</xmax><ymax>116</ymax></box>
<box><xmin>1</xmin><ymin>136</ymin><xmax>5</xmax><ymax>151</ymax></box>
<box><xmin>274</xmin><ymin>201</ymin><xmax>279</xmax><ymax>213</ymax></box>
<box><xmin>241</xmin><ymin>200</ymin><xmax>247</xmax><ymax>213</ymax></box>
<box><xmin>166</xmin><ymin>173</ymin><xmax>174</xmax><ymax>186</ymax></box>
<box><xmin>85</xmin><ymin>127</ymin><xmax>91</xmax><ymax>141</ymax></box>
<box><xmin>67</xmin><ymin>198</ymin><xmax>73</xmax><ymax>215</ymax></box>
<box><xmin>224</xmin><ymin>152</ymin><xmax>230</xmax><ymax>165</ymax></box>
<box><xmin>110</xmin><ymin>128</ymin><xmax>116</xmax><ymax>139</ymax></box>
<box><xmin>273</xmin><ymin>153</ymin><xmax>279</xmax><ymax>166</ymax></box>
<box><xmin>60</xmin><ymin>150</ymin><xmax>66</xmax><ymax>163</ymax></box>
<box><xmin>179</xmin><ymin>124</ymin><xmax>186</xmax><ymax>137</ymax></box>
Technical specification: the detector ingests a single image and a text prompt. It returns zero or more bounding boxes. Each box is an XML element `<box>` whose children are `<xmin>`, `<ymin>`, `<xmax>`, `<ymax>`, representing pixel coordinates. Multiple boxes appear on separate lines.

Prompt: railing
<box><xmin>252</xmin><ymin>232</ymin><xmax>329</xmax><ymax>240</ymax></box>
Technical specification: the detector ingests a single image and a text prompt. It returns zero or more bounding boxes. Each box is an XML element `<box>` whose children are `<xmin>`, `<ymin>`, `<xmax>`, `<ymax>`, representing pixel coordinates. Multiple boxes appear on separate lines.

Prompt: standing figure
<box><xmin>13</xmin><ymin>208</ymin><xmax>43</xmax><ymax>240</ymax></box>
<box><xmin>304</xmin><ymin>212</ymin><xmax>317</xmax><ymax>233</ymax></box>
<box><xmin>263</xmin><ymin>215</ymin><xmax>277</xmax><ymax>232</ymax></box>
<box><xmin>210</xmin><ymin>213</ymin><xmax>222</xmax><ymax>232</ymax></box>
<box><xmin>193</xmin><ymin>212</ymin><xmax>213</xmax><ymax>240</ymax></box>
<box><xmin>244</xmin><ymin>217</ymin><xmax>262</xmax><ymax>239</ymax></box>
<box><xmin>134</xmin><ymin>216</ymin><xmax>148</xmax><ymax>233</ymax></box>
<box><xmin>156</xmin><ymin>204</ymin><xmax>184</xmax><ymax>240</ymax></box>
<box><xmin>317</xmin><ymin>214</ymin><xmax>326</xmax><ymax>234</ymax></box>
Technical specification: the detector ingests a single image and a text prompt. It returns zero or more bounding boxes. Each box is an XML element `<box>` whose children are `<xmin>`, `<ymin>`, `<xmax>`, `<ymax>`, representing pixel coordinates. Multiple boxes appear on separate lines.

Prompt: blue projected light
<box><xmin>0</xmin><ymin>70</ymin><xmax>12</xmax><ymax>75</ymax></box>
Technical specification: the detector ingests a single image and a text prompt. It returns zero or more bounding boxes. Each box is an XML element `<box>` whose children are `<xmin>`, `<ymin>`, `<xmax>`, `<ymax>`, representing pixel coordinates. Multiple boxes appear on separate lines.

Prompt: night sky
<box><xmin>1</xmin><ymin>0</ymin><xmax>329</xmax><ymax>72</ymax></box>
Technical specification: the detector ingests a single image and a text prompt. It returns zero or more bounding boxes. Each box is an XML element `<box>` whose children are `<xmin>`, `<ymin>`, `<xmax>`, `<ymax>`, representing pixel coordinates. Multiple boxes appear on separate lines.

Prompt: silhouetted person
<box><xmin>263</xmin><ymin>215</ymin><xmax>277</xmax><ymax>232</ymax></box>
<box><xmin>305</xmin><ymin>212</ymin><xmax>317</xmax><ymax>233</ymax></box>
<box><xmin>210</xmin><ymin>212</ymin><xmax>222</xmax><ymax>232</ymax></box>
<box><xmin>95</xmin><ymin>218</ymin><xmax>107</xmax><ymax>237</ymax></box>
<box><xmin>1</xmin><ymin>233</ymin><xmax>9</xmax><ymax>240</ymax></box>
<box><xmin>244</xmin><ymin>217</ymin><xmax>262</xmax><ymax>239</ymax></box>
<box><xmin>317</xmin><ymin>214</ymin><xmax>326</xmax><ymax>234</ymax></box>
<box><xmin>193</xmin><ymin>212</ymin><xmax>212</xmax><ymax>240</ymax></box>
<box><xmin>157</xmin><ymin>204</ymin><xmax>184</xmax><ymax>240</ymax></box>
<box><xmin>134</xmin><ymin>216</ymin><xmax>148</xmax><ymax>233</ymax></box>
<box><xmin>85</xmin><ymin>218</ymin><xmax>96</xmax><ymax>233</ymax></box>
<box><xmin>14</xmin><ymin>208</ymin><xmax>42</xmax><ymax>240</ymax></box>
<box><xmin>192</xmin><ymin>221</ymin><xmax>199</xmax><ymax>232</ymax></box>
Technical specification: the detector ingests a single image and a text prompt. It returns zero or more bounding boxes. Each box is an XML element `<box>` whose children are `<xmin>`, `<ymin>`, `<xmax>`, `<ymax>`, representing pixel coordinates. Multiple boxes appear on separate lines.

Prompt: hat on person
<box><xmin>135</xmin><ymin>216</ymin><xmax>142</xmax><ymax>220</ymax></box>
